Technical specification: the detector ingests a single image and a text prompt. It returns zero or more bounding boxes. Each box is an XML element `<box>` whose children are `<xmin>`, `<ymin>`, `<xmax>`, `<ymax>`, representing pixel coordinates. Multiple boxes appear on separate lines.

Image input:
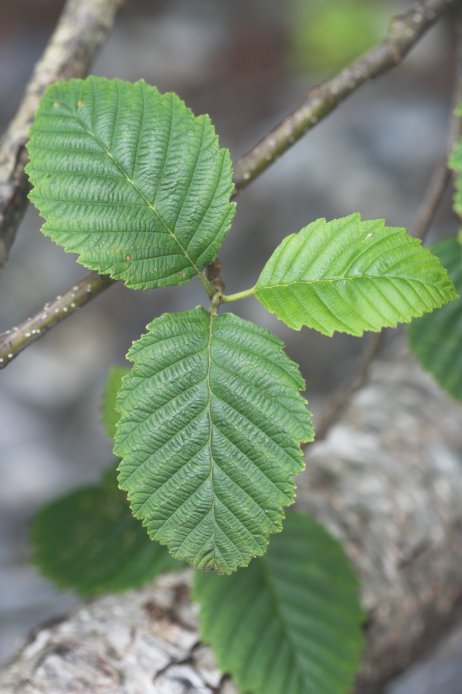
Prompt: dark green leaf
<box><xmin>194</xmin><ymin>512</ymin><xmax>364</xmax><ymax>694</ymax></box>
<box><xmin>26</xmin><ymin>77</ymin><xmax>235</xmax><ymax>289</ymax></box>
<box><xmin>31</xmin><ymin>465</ymin><xmax>180</xmax><ymax>597</ymax></box>
<box><xmin>115</xmin><ymin>308</ymin><xmax>313</xmax><ymax>574</ymax></box>
<box><xmin>408</xmin><ymin>237</ymin><xmax>462</xmax><ymax>401</ymax></box>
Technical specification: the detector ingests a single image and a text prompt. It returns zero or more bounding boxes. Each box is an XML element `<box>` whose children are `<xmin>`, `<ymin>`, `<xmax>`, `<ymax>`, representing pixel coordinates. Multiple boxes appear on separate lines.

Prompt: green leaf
<box><xmin>31</xmin><ymin>465</ymin><xmax>180</xmax><ymax>597</ymax></box>
<box><xmin>408</xmin><ymin>237</ymin><xmax>462</xmax><ymax>401</ymax></box>
<box><xmin>114</xmin><ymin>307</ymin><xmax>313</xmax><ymax>575</ymax></box>
<box><xmin>26</xmin><ymin>77</ymin><xmax>235</xmax><ymax>289</ymax></box>
<box><xmin>102</xmin><ymin>365</ymin><xmax>129</xmax><ymax>440</ymax></box>
<box><xmin>193</xmin><ymin>511</ymin><xmax>364</xmax><ymax>694</ymax></box>
<box><xmin>255</xmin><ymin>214</ymin><xmax>457</xmax><ymax>336</ymax></box>
<box><xmin>449</xmin><ymin>136</ymin><xmax>462</xmax><ymax>220</ymax></box>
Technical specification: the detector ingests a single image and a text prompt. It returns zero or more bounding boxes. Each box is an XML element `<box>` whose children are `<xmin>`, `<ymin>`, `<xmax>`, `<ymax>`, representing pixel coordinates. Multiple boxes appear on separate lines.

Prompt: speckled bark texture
<box><xmin>1</xmin><ymin>338</ymin><xmax>462</xmax><ymax>693</ymax></box>
<box><xmin>0</xmin><ymin>0</ymin><xmax>126</xmax><ymax>265</ymax></box>
<box><xmin>0</xmin><ymin>571</ymin><xmax>235</xmax><ymax>694</ymax></box>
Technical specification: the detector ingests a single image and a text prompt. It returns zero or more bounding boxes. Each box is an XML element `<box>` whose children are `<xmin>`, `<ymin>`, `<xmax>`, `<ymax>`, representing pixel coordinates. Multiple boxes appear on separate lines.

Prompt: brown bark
<box><xmin>1</xmin><ymin>339</ymin><xmax>462</xmax><ymax>692</ymax></box>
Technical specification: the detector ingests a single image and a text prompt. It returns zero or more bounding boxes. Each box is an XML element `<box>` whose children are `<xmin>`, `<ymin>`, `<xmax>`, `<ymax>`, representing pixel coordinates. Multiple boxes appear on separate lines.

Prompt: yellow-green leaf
<box><xmin>255</xmin><ymin>214</ymin><xmax>456</xmax><ymax>336</ymax></box>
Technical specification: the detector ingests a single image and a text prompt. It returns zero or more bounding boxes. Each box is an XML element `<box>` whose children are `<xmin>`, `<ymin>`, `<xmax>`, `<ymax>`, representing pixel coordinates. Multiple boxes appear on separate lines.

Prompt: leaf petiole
<box><xmin>221</xmin><ymin>286</ymin><xmax>257</xmax><ymax>303</ymax></box>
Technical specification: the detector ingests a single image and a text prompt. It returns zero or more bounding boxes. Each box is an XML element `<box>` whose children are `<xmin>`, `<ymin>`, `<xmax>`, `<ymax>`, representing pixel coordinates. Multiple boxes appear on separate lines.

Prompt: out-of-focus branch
<box><xmin>314</xmin><ymin>333</ymin><xmax>385</xmax><ymax>444</ymax></box>
<box><xmin>0</xmin><ymin>0</ymin><xmax>455</xmax><ymax>368</ymax></box>
<box><xmin>0</xmin><ymin>0</ymin><xmax>126</xmax><ymax>266</ymax></box>
<box><xmin>233</xmin><ymin>0</ymin><xmax>456</xmax><ymax>191</ymax></box>
<box><xmin>411</xmin><ymin>158</ymin><xmax>453</xmax><ymax>241</ymax></box>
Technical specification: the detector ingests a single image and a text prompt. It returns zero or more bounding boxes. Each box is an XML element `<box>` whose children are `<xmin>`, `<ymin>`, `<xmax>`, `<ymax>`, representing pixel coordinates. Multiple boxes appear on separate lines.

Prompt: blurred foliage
<box><xmin>289</xmin><ymin>0</ymin><xmax>388</xmax><ymax>74</ymax></box>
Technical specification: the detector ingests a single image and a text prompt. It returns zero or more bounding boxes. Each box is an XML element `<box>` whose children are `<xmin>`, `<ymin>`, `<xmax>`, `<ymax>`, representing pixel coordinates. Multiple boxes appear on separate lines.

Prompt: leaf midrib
<box><xmin>59</xmin><ymin>102</ymin><xmax>202</xmax><ymax>277</ymax></box>
<box><xmin>258</xmin><ymin>274</ymin><xmax>449</xmax><ymax>290</ymax></box>
<box><xmin>206</xmin><ymin>311</ymin><xmax>217</xmax><ymax>568</ymax></box>
<box><xmin>145</xmin><ymin>312</ymin><xmax>283</xmax><ymax>571</ymax></box>
<box><xmin>259</xmin><ymin>556</ymin><xmax>307</xmax><ymax>692</ymax></box>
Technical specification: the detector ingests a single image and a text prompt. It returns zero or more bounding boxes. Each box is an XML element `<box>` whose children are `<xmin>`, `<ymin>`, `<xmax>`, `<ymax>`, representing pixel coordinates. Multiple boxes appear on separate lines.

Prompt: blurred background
<box><xmin>0</xmin><ymin>0</ymin><xmax>460</xmax><ymax>691</ymax></box>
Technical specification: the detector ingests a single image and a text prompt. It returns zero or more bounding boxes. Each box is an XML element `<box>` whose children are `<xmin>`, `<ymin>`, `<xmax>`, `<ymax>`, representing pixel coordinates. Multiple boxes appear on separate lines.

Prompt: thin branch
<box><xmin>0</xmin><ymin>0</ymin><xmax>455</xmax><ymax>368</ymax></box>
<box><xmin>315</xmin><ymin>11</ymin><xmax>462</xmax><ymax>442</ymax></box>
<box><xmin>0</xmin><ymin>273</ymin><xmax>112</xmax><ymax>366</ymax></box>
<box><xmin>233</xmin><ymin>0</ymin><xmax>456</xmax><ymax>191</ymax></box>
<box><xmin>314</xmin><ymin>333</ymin><xmax>385</xmax><ymax>444</ymax></box>
<box><xmin>0</xmin><ymin>0</ymin><xmax>126</xmax><ymax>266</ymax></box>
<box><xmin>411</xmin><ymin>159</ymin><xmax>452</xmax><ymax>240</ymax></box>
